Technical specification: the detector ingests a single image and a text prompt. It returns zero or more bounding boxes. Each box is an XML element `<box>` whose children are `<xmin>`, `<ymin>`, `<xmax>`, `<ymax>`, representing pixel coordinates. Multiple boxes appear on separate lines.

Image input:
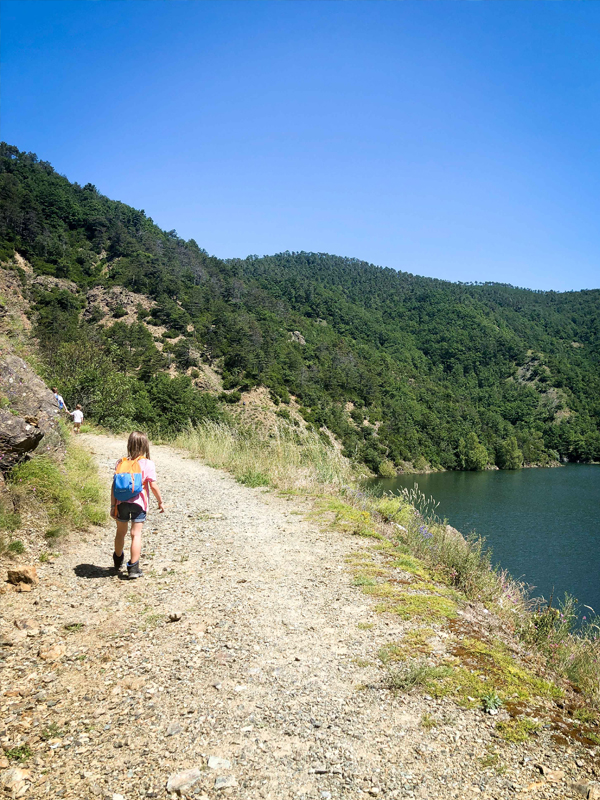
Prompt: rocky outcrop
<box><xmin>30</xmin><ymin>274</ymin><xmax>78</xmax><ymax>294</ymax></box>
<box><xmin>289</xmin><ymin>330</ymin><xmax>306</xmax><ymax>345</ymax></box>
<box><xmin>84</xmin><ymin>285</ymin><xmax>155</xmax><ymax>327</ymax></box>
<box><xmin>0</xmin><ymin>352</ymin><xmax>60</xmax><ymax>473</ymax></box>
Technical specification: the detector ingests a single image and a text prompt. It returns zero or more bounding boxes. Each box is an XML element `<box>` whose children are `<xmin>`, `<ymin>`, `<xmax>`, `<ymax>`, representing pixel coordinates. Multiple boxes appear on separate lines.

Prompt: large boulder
<box><xmin>0</xmin><ymin>352</ymin><xmax>60</xmax><ymax>473</ymax></box>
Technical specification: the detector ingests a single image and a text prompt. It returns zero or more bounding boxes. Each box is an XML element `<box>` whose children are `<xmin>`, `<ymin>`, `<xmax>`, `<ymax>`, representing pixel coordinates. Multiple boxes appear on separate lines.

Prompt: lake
<box><xmin>372</xmin><ymin>465</ymin><xmax>600</xmax><ymax>616</ymax></box>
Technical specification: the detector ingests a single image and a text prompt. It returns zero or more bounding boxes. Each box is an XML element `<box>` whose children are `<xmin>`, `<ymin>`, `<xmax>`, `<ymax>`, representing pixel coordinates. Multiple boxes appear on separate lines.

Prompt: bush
<box><xmin>219</xmin><ymin>391</ymin><xmax>241</xmax><ymax>404</ymax></box>
<box><xmin>378</xmin><ymin>459</ymin><xmax>396</xmax><ymax>478</ymax></box>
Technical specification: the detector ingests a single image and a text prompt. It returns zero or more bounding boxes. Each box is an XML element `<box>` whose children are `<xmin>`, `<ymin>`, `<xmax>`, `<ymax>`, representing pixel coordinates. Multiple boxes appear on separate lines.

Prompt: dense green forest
<box><xmin>1</xmin><ymin>142</ymin><xmax>599</xmax><ymax>471</ymax></box>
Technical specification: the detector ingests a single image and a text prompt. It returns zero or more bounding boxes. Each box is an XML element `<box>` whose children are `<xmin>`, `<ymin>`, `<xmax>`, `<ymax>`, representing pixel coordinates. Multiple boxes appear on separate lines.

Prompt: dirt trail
<box><xmin>0</xmin><ymin>435</ymin><xmax>592</xmax><ymax>799</ymax></box>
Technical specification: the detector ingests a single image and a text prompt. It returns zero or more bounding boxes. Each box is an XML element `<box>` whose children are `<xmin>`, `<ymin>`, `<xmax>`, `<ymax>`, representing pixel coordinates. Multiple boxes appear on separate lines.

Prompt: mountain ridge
<box><xmin>1</xmin><ymin>141</ymin><xmax>599</xmax><ymax>471</ymax></box>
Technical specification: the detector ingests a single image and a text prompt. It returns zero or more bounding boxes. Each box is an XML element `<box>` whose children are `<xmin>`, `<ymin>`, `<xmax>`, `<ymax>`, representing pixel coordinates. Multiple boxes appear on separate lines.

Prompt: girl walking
<box><xmin>110</xmin><ymin>431</ymin><xmax>165</xmax><ymax>578</ymax></box>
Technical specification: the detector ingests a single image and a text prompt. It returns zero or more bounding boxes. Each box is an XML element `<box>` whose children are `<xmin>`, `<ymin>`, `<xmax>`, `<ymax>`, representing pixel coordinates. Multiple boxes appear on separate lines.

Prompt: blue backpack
<box><xmin>113</xmin><ymin>457</ymin><xmax>143</xmax><ymax>502</ymax></box>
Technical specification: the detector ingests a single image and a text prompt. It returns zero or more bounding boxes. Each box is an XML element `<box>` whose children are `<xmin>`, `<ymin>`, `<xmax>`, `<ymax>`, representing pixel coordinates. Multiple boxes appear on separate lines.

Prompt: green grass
<box><xmin>353</xmin><ymin>574</ymin><xmax>377</xmax><ymax>587</ymax></box>
<box><xmin>1</xmin><ymin>436</ymin><xmax>106</xmax><ymax>555</ymax></box>
<box><xmin>385</xmin><ymin>660</ymin><xmax>453</xmax><ymax>692</ymax></box>
<box><xmin>9</xmin><ymin>441</ymin><xmax>107</xmax><ymax>532</ymax></box>
<box><xmin>40</xmin><ymin>722</ymin><xmax>64</xmax><ymax>741</ymax></box>
<box><xmin>6</xmin><ymin>744</ymin><xmax>33</xmax><ymax>763</ymax></box>
<box><xmin>237</xmin><ymin>468</ymin><xmax>270</xmax><ymax>487</ymax></box>
<box><xmin>421</xmin><ymin>713</ymin><xmax>439</xmax><ymax>730</ymax></box>
<box><xmin>0</xmin><ymin>502</ymin><xmax>21</xmax><ymax>532</ymax></box>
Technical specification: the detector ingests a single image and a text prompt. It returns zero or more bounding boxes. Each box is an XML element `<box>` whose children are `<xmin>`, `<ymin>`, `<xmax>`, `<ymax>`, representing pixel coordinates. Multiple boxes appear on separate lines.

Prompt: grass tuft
<box><xmin>385</xmin><ymin>660</ymin><xmax>453</xmax><ymax>692</ymax></box>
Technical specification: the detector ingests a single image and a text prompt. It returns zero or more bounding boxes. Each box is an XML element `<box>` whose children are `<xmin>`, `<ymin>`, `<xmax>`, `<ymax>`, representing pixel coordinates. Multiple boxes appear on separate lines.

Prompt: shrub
<box><xmin>219</xmin><ymin>391</ymin><xmax>241</xmax><ymax>404</ymax></box>
<box><xmin>378</xmin><ymin>459</ymin><xmax>396</xmax><ymax>478</ymax></box>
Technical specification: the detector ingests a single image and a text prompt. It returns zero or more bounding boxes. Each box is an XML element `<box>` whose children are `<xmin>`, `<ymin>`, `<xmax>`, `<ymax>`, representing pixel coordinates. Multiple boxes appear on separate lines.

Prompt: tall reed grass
<box><xmin>176</xmin><ymin>420</ymin><xmax>356</xmax><ymax>493</ymax></box>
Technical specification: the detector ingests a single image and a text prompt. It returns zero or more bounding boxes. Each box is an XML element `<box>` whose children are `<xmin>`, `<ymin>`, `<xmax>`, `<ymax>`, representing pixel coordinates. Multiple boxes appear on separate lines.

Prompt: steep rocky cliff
<box><xmin>0</xmin><ymin>351</ymin><xmax>61</xmax><ymax>473</ymax></box>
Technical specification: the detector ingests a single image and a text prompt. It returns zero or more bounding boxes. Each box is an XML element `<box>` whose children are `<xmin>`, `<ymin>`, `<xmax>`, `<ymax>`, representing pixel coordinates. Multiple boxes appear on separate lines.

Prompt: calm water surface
<box><xmin>373</xmin><ymin>465</ymin><xmax>600</xmax><ymax>614</ymax></box>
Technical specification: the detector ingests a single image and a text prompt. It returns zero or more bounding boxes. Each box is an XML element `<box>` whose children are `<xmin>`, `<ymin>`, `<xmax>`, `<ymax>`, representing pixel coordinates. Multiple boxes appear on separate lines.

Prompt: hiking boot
<box><xmin>127</xmin><ymin>560</ymin><xmax>143</xmax><ymax>579</ymax></box>
<box><xmin>113</xmin><ymin>551</ymin><xmax>124</xmax><ymax>572</ymax></box>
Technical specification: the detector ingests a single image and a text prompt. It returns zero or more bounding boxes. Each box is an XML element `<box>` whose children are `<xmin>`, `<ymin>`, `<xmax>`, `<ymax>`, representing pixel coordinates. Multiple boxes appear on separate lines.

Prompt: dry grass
<box><xmin>175</xmin><ymin>420</ymin><xmax>357</xmax><ymax>494</ymax></box>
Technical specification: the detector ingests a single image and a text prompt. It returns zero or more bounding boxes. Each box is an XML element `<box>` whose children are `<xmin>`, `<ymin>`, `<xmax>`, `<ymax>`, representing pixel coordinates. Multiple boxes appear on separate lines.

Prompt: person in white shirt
<box><xmin>52</xmin><ymin>387</ymin><xmax>69</xmax><ymax>414</ymax></box>
<box><xmin>69</xmin><ymin>404</ymin><xmax>84</xmax><ymax>433</ymax></box>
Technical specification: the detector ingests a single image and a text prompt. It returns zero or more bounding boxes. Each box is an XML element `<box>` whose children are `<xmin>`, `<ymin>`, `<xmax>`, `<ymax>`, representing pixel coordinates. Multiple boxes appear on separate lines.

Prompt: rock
<box><xmin>166</xmin><ymin>768</ymin><xmax>202</xmax><ymax>795</ymax></box>
<box><xmin>573</xmin><ymin>784</ymin><xmax>591</xmax><ymax>798</ymax></box>
<box><xmin>38</xmin><ymin>643</ymin><xmax>65</xmax><ymax>661</ymax></box>
<box><xmin>113</xmin><ymin>794</ymin><xmax>126</xmax><ymax>800</ymax></box>
<box><xmin>0</xmin><ymin>630</ymin><xmax>26</xmax><ymax>647</ymax></box>
<box><xmin>30</xmin><ymin>275</ymin><xmax>78</xmax><ymax>294</ymax></box>
<box><xmin>122</xmin><ymin>676</ymin><xmax>145</xmax><ymax>691</ymax></box>
<box><xmin>14</xmin><ymin>619</ymin><xmax>37</xmax><ymax>630</ymax></box>
<box><xmin>589</xmin><ymin>786</ymin><xmax>600</xmax><ymax>800</ymax></box>
<box><xmin>313</xmin><ymin>764</ymin><xmax>328</xmax><ymax>774</ymax></box>
<box><xmin>17</xmin><ymin>582</ymin><xmax>33</xmax><ymax>593</ymax></box>
<box><xmin>289</xmin><ymin>330</ymin><xmax>306</xmax><ymax>345</ymax></box>
<box><xmin>0</xmin><ymin>767</ymin><xmax>31</xmax><ymax>795</ymax></box>
<box><xmin>538</xmin><ymin>765</ymin><xmax>565</xmax><ymax>783</ymax></box>
<box><xmin>0</xmin><ymin>353</ymin><xmax>61</xmax><ymax>472</ymax></box>
<box><xmin>214</xmin><ymin>775</ymin><xmax>237</xmax><ymax>790</ymax></box>
<box><xmin>168</xmin><ymin>612</ymin><xmax>182</xmax><ymax>622</ymax></box>
<box><xmin>7</xmin><ymin>566</ymin><xmax>38</xmax><ymax>585</ymax></box>
<box><xmin>207</xmin><ymin>756</ymin><xmax>231</xmax><ymax>770</ymax></box>
<box><xmin>166</xmin><ymin>721</ymin><xmax>182</xmax><ymax>737</ymax></box>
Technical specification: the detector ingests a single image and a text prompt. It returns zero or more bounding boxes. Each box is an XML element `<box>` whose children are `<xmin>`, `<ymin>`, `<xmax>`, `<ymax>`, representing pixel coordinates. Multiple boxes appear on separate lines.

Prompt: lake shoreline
<box><xmin>370</xmin><ymin>463</ymin><xmax>600</xmax><ymax>616</ymax></box>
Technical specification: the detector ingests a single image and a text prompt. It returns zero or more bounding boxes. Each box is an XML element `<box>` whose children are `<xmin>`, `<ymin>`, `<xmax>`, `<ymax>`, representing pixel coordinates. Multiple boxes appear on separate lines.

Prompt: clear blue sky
<box><xmin>2</xmin><ymin>1</ymin><xmax>599</xmax><ymax>291</ymax></box>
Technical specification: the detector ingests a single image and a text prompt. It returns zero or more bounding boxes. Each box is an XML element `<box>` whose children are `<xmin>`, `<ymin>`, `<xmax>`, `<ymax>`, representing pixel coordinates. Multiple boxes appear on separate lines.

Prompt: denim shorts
<box><xmin>116</xmin><ymin>502</ymin><xmax>146</xmax><ymax>523</ymax></box>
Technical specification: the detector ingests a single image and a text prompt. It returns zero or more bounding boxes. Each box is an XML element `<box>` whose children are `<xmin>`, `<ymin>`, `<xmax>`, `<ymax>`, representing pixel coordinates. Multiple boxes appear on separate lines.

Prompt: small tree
<box><xmin>497</xmin><ymin>436</ymin><xmax>523</xmax><ymax>470</ymax></box>
<box><xmin>458</xmin><ymin>432</ymin><xmax>489</xmax><ymax>471</ymax></box>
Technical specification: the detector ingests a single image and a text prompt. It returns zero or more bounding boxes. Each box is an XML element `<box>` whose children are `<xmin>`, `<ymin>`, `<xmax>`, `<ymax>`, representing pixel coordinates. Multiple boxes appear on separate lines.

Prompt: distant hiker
<box><xmin>69</xmin><ymin>404</ymin><xmax>84</xmax><ymax>434</ymax></box>
<box><xmin>52</xmin><ymin>387</ymin><xmax>69</xmax><ymax>414</ymax></box>
<box><xmin>110</xmin><ymin>431</ymin><xmax>165</xmax><ymax>579</ymax></box>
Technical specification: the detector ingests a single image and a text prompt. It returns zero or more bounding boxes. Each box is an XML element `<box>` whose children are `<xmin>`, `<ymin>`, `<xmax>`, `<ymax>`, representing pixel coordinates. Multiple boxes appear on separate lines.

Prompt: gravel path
<box><xmin>0</xmin><ymin>434</ymin><xmax>596</xmax><ymax>799</ymax></box>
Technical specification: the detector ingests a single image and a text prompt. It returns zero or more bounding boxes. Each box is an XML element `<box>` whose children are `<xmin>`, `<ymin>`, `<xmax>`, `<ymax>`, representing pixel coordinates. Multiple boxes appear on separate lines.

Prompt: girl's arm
<box><xmin>110</xmin><ymin>485</ymin><xmax>117</xmax><ymax>519</ymax></box>
<box><xmin>148</xmin><ymin>481</ymin><xmax>165</xmax><ymax>513</ymax></box>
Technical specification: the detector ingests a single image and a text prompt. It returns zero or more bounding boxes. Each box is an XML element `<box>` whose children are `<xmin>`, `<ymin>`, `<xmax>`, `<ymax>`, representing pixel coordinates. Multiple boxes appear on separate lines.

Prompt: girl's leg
<box><xmin>130</xmin><ymin>521</ymin><xmax>143</xmax><ymax>564</ymax></box>
<box><xmin>114</xmin><ymin>520</ymin><xmax>128</xmax><ymax>557</ymax></box>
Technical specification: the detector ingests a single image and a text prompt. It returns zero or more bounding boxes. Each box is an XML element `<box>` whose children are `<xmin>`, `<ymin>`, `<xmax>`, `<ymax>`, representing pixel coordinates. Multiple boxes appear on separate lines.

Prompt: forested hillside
<box><xmin>1</xmin><ymin>142</ymin><xmax>599</xmax><ymax>471</ymax></box>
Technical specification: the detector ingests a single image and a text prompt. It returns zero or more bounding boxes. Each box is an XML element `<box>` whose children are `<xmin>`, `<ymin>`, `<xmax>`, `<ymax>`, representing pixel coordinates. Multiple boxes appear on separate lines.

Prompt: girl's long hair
<box><xmin>127</xmin><ymin>431</ymin><xmax>150</xmax><ymax>460</ymax></box>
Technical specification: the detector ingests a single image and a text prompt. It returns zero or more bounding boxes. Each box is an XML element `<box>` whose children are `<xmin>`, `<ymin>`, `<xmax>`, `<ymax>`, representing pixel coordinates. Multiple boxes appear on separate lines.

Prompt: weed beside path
<box><xmin>0</xmin><ymin>433</ymin><xmax>598</xmax><ymax>799</ymax></box>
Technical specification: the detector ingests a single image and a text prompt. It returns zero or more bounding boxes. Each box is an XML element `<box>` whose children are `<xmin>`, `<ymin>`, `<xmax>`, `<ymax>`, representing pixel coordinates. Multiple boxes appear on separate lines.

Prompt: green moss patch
<box><xmin>391</xmin><ymin>553</ymin><xmax>430</xmax><ymax>579</ymax></box>
<box><xmin>496</xmin><ymin>717</ymin><xmax>541</xmax><ymax>742</ymax></box>
<box><xmin>385</xmin><ymin>592</ymin><xmax>459</xmax><ymax>622</ymax></box>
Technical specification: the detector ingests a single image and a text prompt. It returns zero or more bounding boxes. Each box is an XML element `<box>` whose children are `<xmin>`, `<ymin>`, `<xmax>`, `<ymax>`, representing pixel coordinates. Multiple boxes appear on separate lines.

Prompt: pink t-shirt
<box><xmin>115</xmin><ymin>457</ymin><xmax>157</xmax><ymax>512</ymax></box>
